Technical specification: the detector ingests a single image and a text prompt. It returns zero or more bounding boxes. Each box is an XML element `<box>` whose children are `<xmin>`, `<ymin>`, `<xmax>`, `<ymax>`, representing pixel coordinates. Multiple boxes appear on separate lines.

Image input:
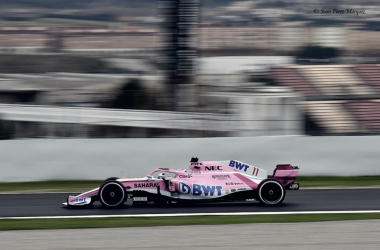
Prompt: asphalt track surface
<box><xmin>1</xmin><ymin>220</ymin><xmax>380</xmax><ymax>250</ymax></box>
<box><xmin>1</xmin><ymin>188</ymin><xmax>380</xmax><ymax>217</ymax></box>
<box><xmin>0</xmin><ymin>220</ymin><xmax>380</xmax><ymax>250</ymax></box>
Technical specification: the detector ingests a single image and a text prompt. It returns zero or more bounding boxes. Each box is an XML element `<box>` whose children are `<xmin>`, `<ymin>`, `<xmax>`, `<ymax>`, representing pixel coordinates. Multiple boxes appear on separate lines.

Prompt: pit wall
<box><xmin>0</xmin><ymin>136</ymin><xmax>379</xmax><ymax>182</ymax></box>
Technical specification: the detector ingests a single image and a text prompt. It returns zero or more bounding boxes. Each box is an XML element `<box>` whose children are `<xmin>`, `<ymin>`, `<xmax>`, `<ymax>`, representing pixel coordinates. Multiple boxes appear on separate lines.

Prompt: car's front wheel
<box><xmin>101</xmin><ymin>177</ymin><xmax>118</xmax><ymax>185</ymax></box>
<box><xmin>99</xmin><ymin>181</ymin><xmax>126</xmax><ymax>208</ymax></box>
<box><xmin>257</xmin><ymin>179</ymin><xmax>285</xmax><ymax>205</ymax></box>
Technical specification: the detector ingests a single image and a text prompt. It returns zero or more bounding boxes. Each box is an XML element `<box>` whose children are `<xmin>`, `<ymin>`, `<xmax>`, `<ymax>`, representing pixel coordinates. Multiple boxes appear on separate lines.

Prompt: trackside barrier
<box><xmin>0</xmin><ymin>136</ymin><xmax>379</xmax><ymax>182</ymax></box>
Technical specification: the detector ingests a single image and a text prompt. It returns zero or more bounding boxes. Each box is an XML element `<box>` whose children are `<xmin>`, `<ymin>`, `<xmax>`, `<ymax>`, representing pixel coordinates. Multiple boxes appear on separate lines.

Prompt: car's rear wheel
<box><xmin>258</xmin><ymin>179</ymin><xmax>285</xmax><ymax>205</ymax></box>
<box><xmin>99</xmin><ymin>181</ymin><xmax>126</xmax><ymax>208</ymax></box>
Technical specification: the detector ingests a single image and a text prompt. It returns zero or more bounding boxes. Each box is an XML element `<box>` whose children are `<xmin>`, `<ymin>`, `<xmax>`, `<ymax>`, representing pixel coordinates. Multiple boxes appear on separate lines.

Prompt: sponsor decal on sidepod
<box><xmin>134</xmin><ymin>183</ymin><xmax>159</xmax><ymax>188</ymax></box>
<box><xmin>226</xmin><ymin>182</ymin><xmax>244</xmax><ymax>186</ymax></box>
<box><xmin>179</xmin><ymin>182</ymin><xmax>223</xmax><ymax>196</ymax></box>
<box><xmin>212</xmin><ymin>175</ymin><xmax>230</xmax><ymax>179</ymax></box>
<box><xmin>179</xmin><ymin>174</ymin><xmax>192</xmax><ymax>178</ymax></box>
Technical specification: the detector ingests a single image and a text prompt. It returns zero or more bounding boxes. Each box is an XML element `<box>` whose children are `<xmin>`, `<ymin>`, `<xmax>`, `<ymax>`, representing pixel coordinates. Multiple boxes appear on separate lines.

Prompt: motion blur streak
<box><xmin>1</xmin><ymin>221</ymin><xmax>380</xmax><ymax>250</ymax></box>
<box><xmin>0</xmin><ymin>1</ymin><xmax>379</xmax><ymax>248</ymax></box>
<box><xmin>0</xmin><ymin>1</ymin><xmax>379</xmax><ymax>139</ymax></box>
<box><xmin>2</xmin><ymin>210</ymin><xmax>380</xmax><ymax>220</ymax></box>
<box><xmin>1</xmin><ymin>136</ymin><xmax>380</xmax><ymax>183</ymax></box>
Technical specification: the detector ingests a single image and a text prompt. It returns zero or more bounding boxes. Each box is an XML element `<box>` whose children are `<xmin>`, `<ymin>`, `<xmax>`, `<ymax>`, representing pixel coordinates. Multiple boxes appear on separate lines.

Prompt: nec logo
<box><xmin>75</xmin><ymin>198</ymin><xmax>86</xmax><ymax>202</ymax></box>
<box><xmin>229</xmin><ymin>160</ymin><xmax>249</xmax><ymax>172</ymax></box>
<box><xmin>179</xmin><ymin>182</ymin><xmax>223</xmax><ymax>196</ymax></box>
<box><xmin>205</xmin><ymin>166</ymin><xmax>223</xmax><ymax>171</ymax></box>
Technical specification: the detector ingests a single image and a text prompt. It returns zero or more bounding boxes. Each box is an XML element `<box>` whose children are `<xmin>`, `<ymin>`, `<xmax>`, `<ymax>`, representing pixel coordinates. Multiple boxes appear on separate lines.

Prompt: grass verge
<box><xmin>0</xmin><ymin>180</ymin><xmax>102</xmax><ymax>193</ymax></box>
<box><xmin>1</xmin><ymin>176</ymin><xmax>380</xmax><ymax>193</ymax></box>
<box><xmin>1</xmin><ymin>213</ymin><xmax>380</xmax><ymax>231</ymax></box>
<box><xmin>296</xmin><ymin>176</ymin><xmax>380</xmax><ymax>188</ymax></box>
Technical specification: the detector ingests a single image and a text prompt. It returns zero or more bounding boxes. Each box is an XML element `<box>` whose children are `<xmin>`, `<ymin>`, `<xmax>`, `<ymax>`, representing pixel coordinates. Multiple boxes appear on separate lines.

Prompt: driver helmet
<box><xmin>158</xmin><ymin>173</ymin><xmax>165</xmax><ymax>179</ymax></box>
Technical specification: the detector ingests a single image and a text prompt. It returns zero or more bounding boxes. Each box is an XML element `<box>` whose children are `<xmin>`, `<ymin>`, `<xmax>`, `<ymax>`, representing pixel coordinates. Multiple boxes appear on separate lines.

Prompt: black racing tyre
<box><xmin>258</xmin><ymin>179</ymin><xmax>286</xmax><ymax>205</ymax></box>
<box><xmin>101</xmin><ymin>177</ymin><xmax>119</xmax><ymax>185</ymax></box>
<box><xmin>99</xmin><ymin>181</ymin><xmax>126</xmax><ymax>208</ymax></box>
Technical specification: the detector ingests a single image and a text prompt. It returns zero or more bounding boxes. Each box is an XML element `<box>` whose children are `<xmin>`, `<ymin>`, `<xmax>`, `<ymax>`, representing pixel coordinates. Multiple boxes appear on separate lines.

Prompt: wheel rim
<box><xmin>100</xmin><ymin>182</ymin><xmax>125</xmax><ymax>207</ymax></box>
<box><xmin>259</xmin><ymin>181</ymin><xmax>284</xmax><ymax>204</ymax></box>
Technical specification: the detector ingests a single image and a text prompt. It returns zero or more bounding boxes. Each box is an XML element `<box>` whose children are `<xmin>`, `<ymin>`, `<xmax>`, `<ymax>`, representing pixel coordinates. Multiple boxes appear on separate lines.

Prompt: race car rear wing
<box><xmin>273</xmin><ymin>164</ymin><xmax>299</xmax><ymax>190</ymax></box>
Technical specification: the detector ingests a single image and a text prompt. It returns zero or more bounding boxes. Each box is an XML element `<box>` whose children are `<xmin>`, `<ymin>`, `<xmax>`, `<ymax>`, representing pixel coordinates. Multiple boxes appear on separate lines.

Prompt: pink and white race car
<box><xmin>63</xmin><ymin>157</ymin><xmax>299</xmax><ymax>207</ymax></box>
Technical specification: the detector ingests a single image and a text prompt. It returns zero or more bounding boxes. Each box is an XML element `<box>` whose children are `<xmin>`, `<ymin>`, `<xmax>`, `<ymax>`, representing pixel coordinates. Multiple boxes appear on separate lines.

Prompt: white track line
<box><xmin>1</xmin><ymin>210</ymin><xmax>380</xmax><ymax>220</ymax></box>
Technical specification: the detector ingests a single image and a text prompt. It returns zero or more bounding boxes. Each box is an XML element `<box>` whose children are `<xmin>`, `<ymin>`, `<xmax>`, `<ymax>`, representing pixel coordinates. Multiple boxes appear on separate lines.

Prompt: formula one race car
<box><xmin>63</xmin><ymin>158</ymin><xmax>299</xmax><ymax>207</ymax></box>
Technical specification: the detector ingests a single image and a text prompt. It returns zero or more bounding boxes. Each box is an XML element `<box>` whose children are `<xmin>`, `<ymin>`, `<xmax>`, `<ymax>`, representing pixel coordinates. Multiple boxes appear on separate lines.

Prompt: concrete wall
<box><xmin>0</xmin><ymin>136</ymin><xmax>379</xmax><ymax>182</ymax></box>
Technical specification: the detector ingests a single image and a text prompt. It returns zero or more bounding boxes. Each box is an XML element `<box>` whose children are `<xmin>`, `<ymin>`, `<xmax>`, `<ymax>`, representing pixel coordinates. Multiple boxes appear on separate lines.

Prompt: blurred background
<box><xmin>0</xmin><ymin>0</ymin><xmax>379</xmax><ymax>139</ymax></box>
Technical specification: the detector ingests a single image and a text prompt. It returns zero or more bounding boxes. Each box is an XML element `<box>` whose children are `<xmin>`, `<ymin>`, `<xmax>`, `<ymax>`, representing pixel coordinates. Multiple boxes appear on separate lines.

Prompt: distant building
<box><xmin>275</xmin><ymin>22</ymin><xmax>346</xmax><ymax>51</ymax></box>
<box><xmin>198</xmin><ymin>25</ymin><xmax>274</xmax><ymax>50</ymax></box>
<box><xmin>347</xmin><ymin>29</ymin><xmax>380</xmax><ymax>55</ymax></box>
<box><xmin>197</xmin><ymin>56</ymin><xmax>295</xmax><ymax>75</ymax></box>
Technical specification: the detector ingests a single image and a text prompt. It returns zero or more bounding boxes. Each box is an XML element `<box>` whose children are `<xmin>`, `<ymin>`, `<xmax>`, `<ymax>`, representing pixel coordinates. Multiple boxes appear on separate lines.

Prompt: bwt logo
<box><xmin>179</xmin><ymin>182</ymin><xmax>222</xmax><ymax>196</ymax></box>
<box><xmin>229</xmin><ymin>160</ymin><xmax>249</xmax><ymax>172</ymax></box>
<box><xmin>75</xmin><ymin>198</ymin><xmax>86</xmax><ymax>202</ymax></box>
